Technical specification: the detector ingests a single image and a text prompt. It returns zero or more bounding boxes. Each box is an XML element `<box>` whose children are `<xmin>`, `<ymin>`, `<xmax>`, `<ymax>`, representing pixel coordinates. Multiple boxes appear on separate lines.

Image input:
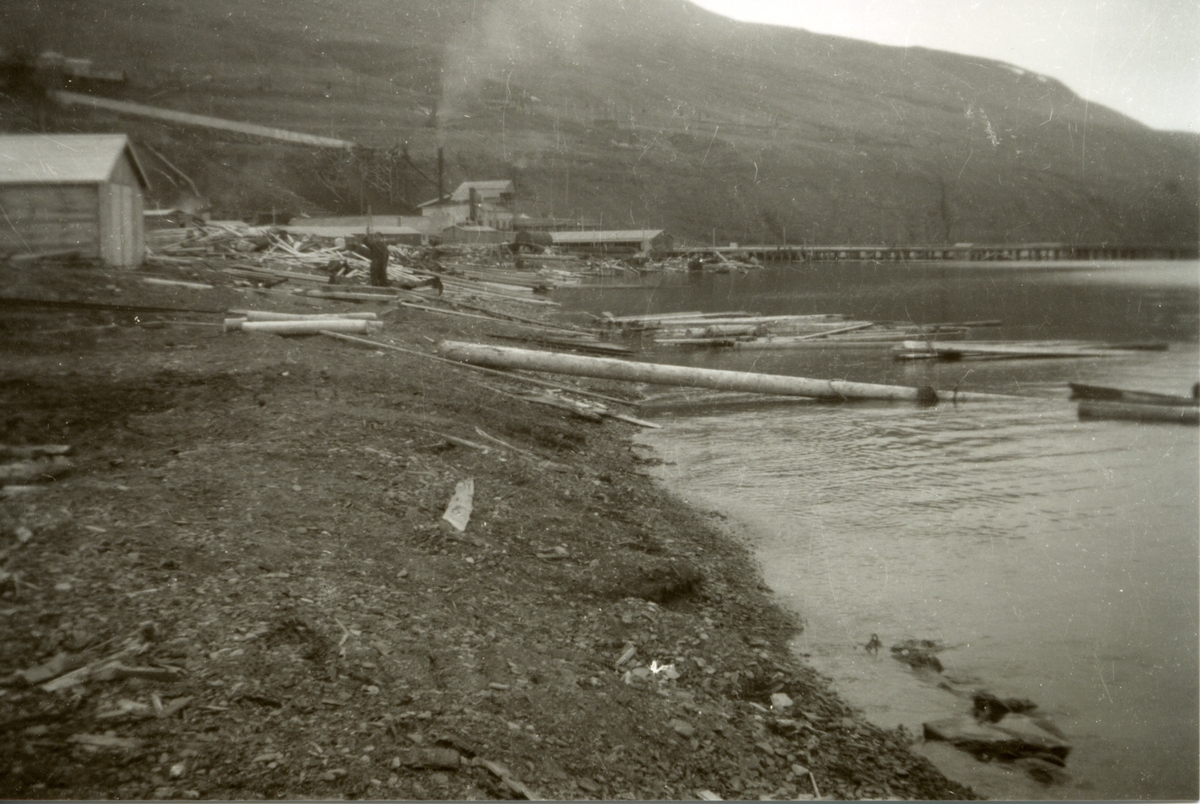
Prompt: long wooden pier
<box><xmin>675</xmin><ymin>242</ymin><xmax>1197</xmax><ymax>262</ymax></box>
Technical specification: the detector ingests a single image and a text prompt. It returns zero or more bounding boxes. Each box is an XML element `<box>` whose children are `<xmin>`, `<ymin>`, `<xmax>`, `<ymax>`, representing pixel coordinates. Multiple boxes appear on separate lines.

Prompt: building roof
<box><xmin>280</xmin><ymin>225</ymin><xmax>423</xmax><ymax>239</ymax></box>
<box><xmin>420</xmin><ymin>180</ymin><xmax>516</xmax><ymax>208</ymax></box>
<box><xmin>0</xmin><ymin>133</ymin><xmax>150</xmax><ymax>188</ymax></box>
<box><xmin>446</xmin><ymin>224</ymin><xmax>500</xmax><ymax>233</ymax></box>
<box><xmin>550</xmin><ymin>229</ymin><xmax>666</xmax><ymax>244</ymax></box>
<box><xmin>448</xmin><ymin>180</ymin><xmax>514</xmax><ymax>202</ymax></box>
<box><xmin>289</xmin><ymin>215</ymin><xmax>405</xmax><ymax>228</ymax></box>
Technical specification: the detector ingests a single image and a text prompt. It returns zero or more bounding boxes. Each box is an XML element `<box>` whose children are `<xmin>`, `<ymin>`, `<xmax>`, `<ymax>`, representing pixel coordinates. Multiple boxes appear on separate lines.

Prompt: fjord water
<box><xmin>558</xmin><ymin>260</ymin><xmax>1199</xmax><ymax>800</ymax></box>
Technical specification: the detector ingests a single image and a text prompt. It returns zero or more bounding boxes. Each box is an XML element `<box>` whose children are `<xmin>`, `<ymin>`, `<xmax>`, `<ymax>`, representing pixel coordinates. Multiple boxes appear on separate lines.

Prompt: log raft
<box><xmin>437</xmin><ymin>340</ymin><xmax>1007</xmax><ymax>403</ymax></box>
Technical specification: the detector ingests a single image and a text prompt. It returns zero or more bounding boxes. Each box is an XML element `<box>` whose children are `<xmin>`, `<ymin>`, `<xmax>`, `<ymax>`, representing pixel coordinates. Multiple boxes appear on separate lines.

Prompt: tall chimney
<box><xmin>437</xmin><ymin>147</ymin><xmax>444</xmax><ymax>202</ymax></box>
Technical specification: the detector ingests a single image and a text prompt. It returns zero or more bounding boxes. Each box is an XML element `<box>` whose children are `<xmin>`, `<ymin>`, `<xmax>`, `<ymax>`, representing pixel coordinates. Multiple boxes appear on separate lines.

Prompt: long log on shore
<box><xmin>321</xmin><ymin>332</ymin><xmax>637</xmax><ymax>407</ymax></box>
<box><xmin>233</xmin><ymin>319</ymin><xmax>383</xmax><ymax>335</ymax></box>
<box><xmin>437</xmin><ymin>341</ymin><xmax>1005</xmax><ymax>403</ymax></box>
<box><xmin>229</xmin><ymin>310</ymin><xmax>378</xmax><ymax>321</ymax></box>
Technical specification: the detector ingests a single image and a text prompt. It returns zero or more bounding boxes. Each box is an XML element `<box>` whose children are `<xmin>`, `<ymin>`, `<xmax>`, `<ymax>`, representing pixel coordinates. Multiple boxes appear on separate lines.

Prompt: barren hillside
<box><xmin>4</xmin><ymin>0</ymin><xmax>1197</xmax><ymax>246</ymax></box>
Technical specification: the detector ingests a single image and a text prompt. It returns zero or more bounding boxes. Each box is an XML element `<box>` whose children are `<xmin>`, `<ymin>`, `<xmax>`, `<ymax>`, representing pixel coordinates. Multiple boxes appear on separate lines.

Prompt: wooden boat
<box><xmin>1068</xmin><ymin>382</ymin><xmax>1198</xmax><ymax>407</ymax></box>
<box><xmin>1077</xmin><ymin>400</ymin><xmax>1199</xmax><ymax>425</ymax></box>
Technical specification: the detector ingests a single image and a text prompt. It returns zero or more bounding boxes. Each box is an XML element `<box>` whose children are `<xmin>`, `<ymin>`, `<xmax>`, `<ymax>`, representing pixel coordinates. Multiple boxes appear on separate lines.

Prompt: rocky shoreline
<box><xmin>0</xmin><ymin>263</ymin><xmax>976</xmax><ymax>800</ymax></box>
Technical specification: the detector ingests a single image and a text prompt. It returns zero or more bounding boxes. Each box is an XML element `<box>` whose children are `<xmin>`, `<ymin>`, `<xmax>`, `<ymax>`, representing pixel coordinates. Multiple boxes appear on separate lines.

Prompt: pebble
<box><xmin>670</xmin><ymin>719</ymin><xmax>695</xmax><ymax>738</ymax></box>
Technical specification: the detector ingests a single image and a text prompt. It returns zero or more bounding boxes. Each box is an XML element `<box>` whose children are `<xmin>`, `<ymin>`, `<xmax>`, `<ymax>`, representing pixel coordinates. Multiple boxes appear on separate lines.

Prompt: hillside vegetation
<box><xmin>4</xmin><ymin>0</ymin><xmax>1198</xmax><ymax>246</ymax></box>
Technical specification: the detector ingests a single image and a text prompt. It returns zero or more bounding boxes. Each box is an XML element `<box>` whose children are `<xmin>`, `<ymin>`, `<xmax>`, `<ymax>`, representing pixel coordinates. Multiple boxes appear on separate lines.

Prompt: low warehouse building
<box><xmin>0</xmin><ymin>133</ymin><xmax>149</xmax><ymax>267</ymax></box>
<box><xmin>550</xmin><ymin>229</ymin><xmax>673</xmax><ymax>257</ymax></box>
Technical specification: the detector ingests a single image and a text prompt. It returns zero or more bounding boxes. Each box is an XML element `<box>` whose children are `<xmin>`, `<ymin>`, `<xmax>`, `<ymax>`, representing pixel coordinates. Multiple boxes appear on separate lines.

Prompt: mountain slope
<box><xmin>4</xmin><ymin>0</ymin><xmax>1197</xmax><ymax>246</ymax></box>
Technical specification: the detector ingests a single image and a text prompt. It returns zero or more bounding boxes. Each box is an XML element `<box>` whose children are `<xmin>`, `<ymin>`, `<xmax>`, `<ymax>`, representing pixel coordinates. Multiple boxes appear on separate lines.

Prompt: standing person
<box><xmin>364</xmin><ymin>233</ymin><xmax>390</xmax><ymax>287</ymax></box>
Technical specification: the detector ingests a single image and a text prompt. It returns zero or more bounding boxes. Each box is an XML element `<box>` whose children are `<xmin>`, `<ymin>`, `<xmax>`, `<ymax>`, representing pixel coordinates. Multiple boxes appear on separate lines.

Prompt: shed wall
<box><xmin>0</xmin><ymin>185</ymin><xmax>99</xmax><ymax>257</ymax></box>
<box><xmin>99</xmin><ymin>182</ymin><xmax>144</xmax><ymax>267</ymax></box>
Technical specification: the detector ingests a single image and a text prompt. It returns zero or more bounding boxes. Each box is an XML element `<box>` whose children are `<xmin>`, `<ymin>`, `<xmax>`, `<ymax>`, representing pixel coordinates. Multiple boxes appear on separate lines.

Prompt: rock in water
<box><xmin>923</xmin><ymin>714</ymin><xmax>1071</xmax><ymax>764</ymax></box>
<box><xmin>890</xmin><ymin>638</ymin><xmax>945</xmax><ymax>672</ymax></box>
<box><xmin>972</xmin><ymin>690</ymin><xmax>1038</xmax><ymax>722</ymax></box>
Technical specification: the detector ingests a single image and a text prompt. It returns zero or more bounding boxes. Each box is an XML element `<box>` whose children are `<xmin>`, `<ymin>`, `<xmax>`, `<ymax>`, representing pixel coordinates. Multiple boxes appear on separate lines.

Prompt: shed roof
<box><xmin>550</xmin><ymin>229</ymin><xmax>666</xmax><ymax>244</ymax></box>
<box><xmin>0</xmin><ymin>133</ymin><xmax>150</xmax><ymax>188</ymax></box>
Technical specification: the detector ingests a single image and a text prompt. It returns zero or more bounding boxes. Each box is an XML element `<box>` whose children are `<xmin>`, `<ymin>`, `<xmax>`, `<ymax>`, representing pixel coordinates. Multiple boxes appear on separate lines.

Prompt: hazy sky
<box><xmin>689</xmin><ymin>0</ymin><xmax>1199</xmax><ymax>133</ymax></box>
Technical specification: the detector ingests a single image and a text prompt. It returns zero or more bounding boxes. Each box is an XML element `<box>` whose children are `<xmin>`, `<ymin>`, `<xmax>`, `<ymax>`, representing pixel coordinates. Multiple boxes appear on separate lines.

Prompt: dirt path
<box><xmin>0</xmin><ymin>262</ymin><xmax>975</xmax><ymax>800</ymax></box>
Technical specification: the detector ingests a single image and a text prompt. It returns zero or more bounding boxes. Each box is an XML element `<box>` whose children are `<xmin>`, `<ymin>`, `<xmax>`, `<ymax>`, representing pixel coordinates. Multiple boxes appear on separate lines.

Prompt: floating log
<box><xmin>1068</xmin><ymin>382</ymin><xmax>1196</xmax><ymax>406</ymax></box>
<box><xmin>1077</xmin><ymin>400</ymin><xmax>1199</xmax><ymax>425</ymax></box>
<box><xmin>438</xmin><ymin>340</ymin><xmax>1005</xmax><ymax>403</ymax></box>
<box><xmin>895</xmin><ymin>341</ymin><xmax>1139</xmax><ymax>361</ymax></box>
<box><xmin>235</xmin><ymin>319</ymin><xmax>383</xmax><ymax>335</ymax></box>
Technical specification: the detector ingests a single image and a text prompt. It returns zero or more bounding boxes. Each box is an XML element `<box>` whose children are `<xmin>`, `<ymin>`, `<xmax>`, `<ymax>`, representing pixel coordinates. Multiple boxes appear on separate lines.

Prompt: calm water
<box><xmin>558</xmin><ymin>261</ymin><xmax>1200</xmax><ymax>801</ymax></box>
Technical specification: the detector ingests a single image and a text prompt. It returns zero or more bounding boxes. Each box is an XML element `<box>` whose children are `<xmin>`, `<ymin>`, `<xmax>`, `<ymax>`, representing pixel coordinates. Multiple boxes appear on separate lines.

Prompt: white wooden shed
<box><xmin>0</xmin><ymin>133</ymin><xmax>150</xmax><ymax>267</ymax></box>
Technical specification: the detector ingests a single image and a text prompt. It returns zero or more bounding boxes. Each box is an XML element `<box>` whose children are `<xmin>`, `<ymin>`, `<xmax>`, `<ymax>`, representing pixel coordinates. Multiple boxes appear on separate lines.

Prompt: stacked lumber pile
<box><xmin>144</xmin><ymin>223</ymin><xmax>566</xmax><ymax>308</ymax></box>
<box><xmin>594</xmin><ymin>311</ymin><xmax>992</xmax><ymax>350</ymax></box>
